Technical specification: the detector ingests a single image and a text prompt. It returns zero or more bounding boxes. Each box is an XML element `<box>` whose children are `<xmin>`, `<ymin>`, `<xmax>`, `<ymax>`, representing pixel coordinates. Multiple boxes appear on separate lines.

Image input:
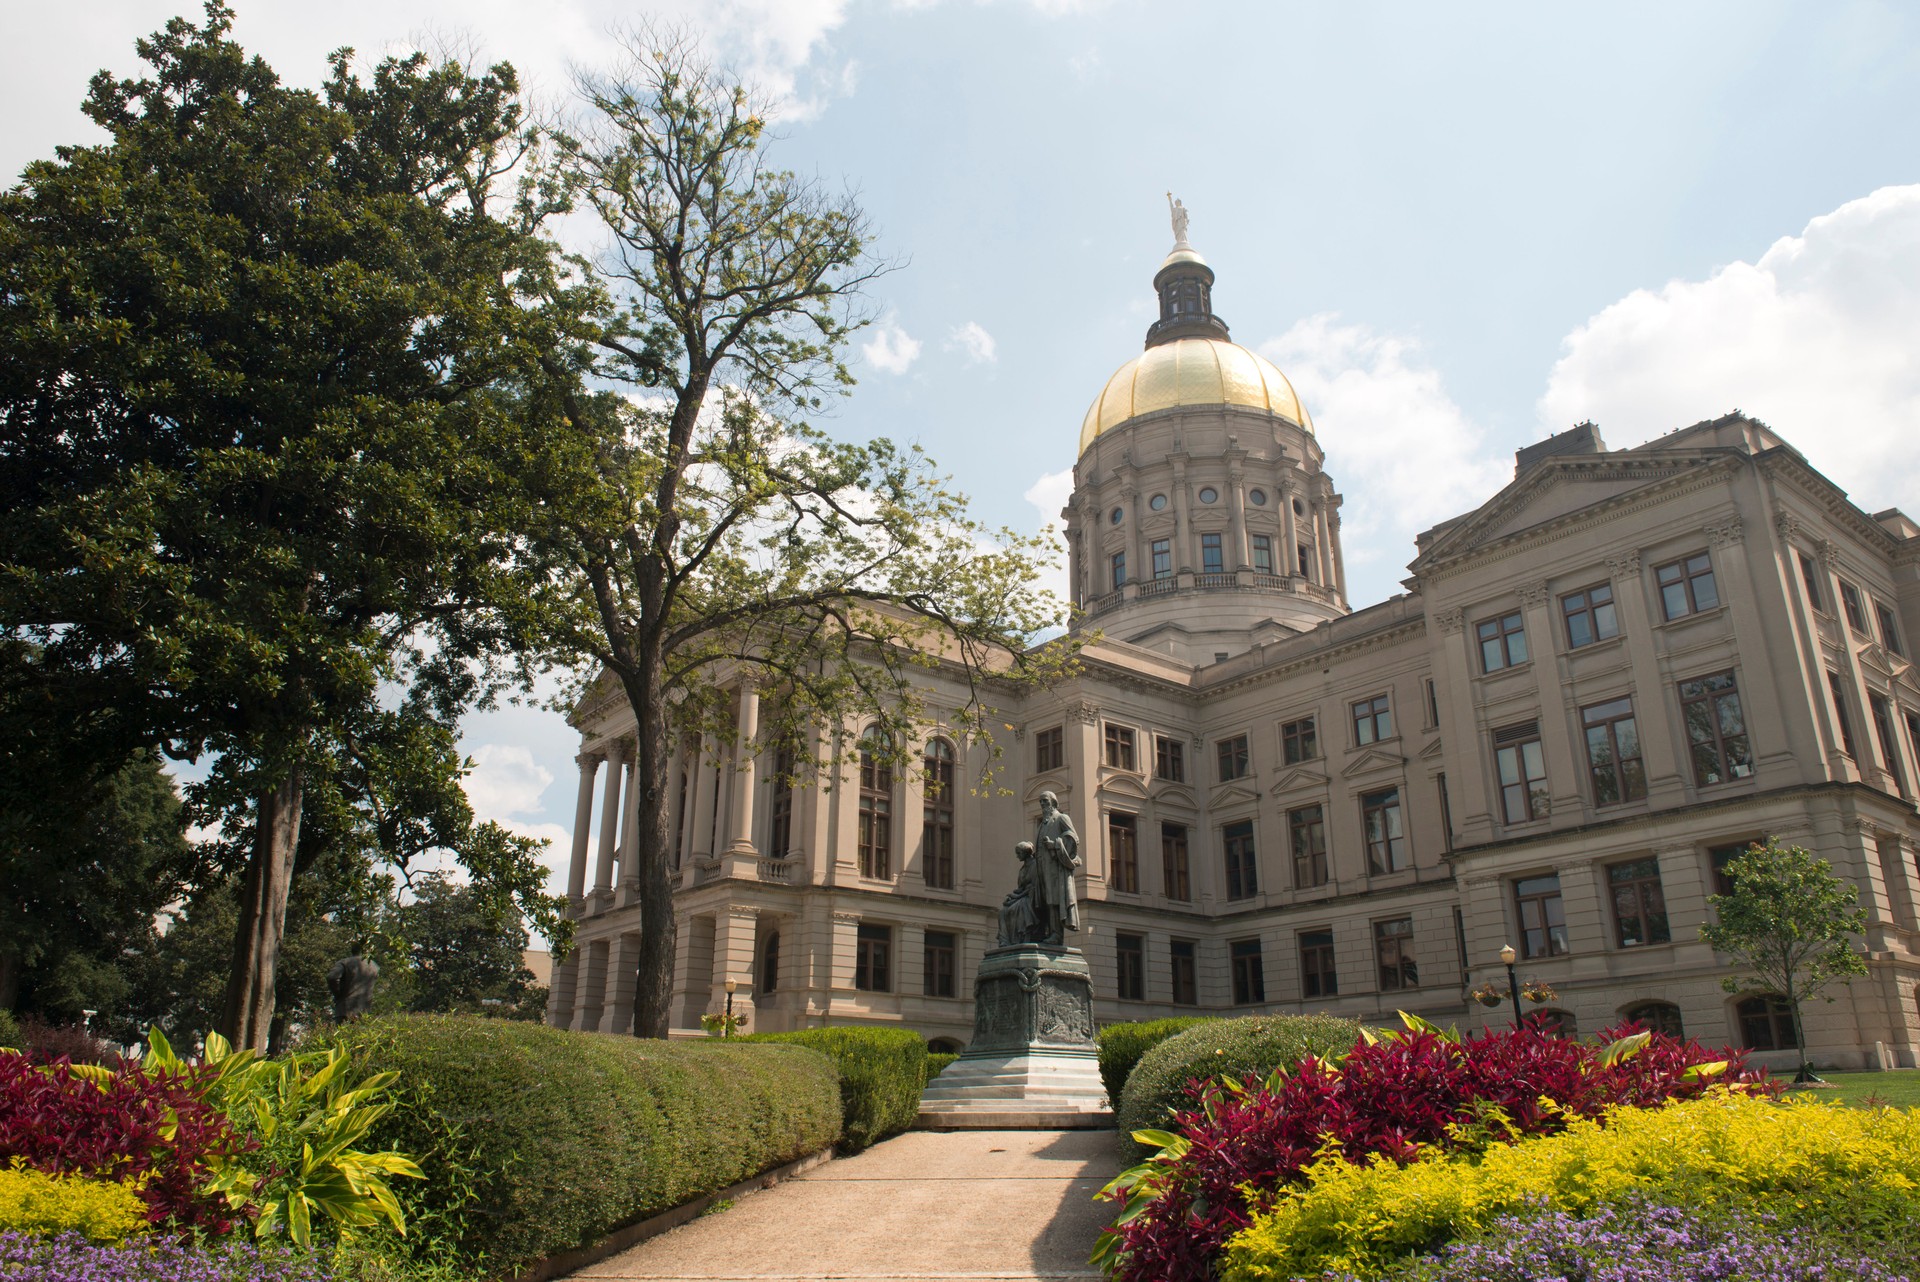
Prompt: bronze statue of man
<box><xmin>1033</xmin><ymin>791</ymin><xmax>1081</xmax><ymax>945</ymax></box>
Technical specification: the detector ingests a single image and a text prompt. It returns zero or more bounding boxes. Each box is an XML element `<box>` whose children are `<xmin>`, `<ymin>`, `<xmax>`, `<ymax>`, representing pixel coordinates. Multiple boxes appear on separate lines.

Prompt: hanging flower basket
<box><xmin>1469</xmin><ymin>982</ymin><xmax>1505</xmax><ymax>1008</ymax></box>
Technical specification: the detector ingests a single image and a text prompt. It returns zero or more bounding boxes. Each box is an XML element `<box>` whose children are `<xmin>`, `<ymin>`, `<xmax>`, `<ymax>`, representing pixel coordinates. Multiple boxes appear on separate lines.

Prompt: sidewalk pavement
<box><xmin>567</xmin><ymin>1129</ymin><xmax>1127</xmax><ymax>1282</ymax></box>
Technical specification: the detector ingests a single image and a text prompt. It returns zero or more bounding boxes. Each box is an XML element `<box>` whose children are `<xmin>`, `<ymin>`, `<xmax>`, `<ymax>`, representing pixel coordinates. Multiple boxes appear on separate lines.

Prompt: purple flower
<box><xmin>0</xmin><ymin>1231</ymin><xmax>332</xmax><ymax>1282</ymax></box>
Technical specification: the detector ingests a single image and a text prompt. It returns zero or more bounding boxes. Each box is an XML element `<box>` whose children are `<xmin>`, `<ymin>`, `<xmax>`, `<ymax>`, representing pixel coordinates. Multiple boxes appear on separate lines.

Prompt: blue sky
<box><xmin>12</xmin><ymin>2</ymin><xmax>1920</xmax><ymax>895</ymax></box>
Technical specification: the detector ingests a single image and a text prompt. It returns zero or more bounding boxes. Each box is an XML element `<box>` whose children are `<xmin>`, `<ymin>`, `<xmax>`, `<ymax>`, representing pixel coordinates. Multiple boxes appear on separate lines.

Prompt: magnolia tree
<box><xmin>517</xmin><ymin>29</ymin><xmax>1074</xmax><ymax>1038</ymax></box>
<box><xmin>1701</xmin><ymin>839</ymin><xmax>1868</xmax><ymax>1082</ymax></box>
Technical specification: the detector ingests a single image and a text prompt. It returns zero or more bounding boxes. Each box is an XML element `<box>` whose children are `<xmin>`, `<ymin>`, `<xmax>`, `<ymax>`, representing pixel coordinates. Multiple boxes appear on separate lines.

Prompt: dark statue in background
<box><xmin>326</xmin><ymin>950</ymin><xmax>379</xmax><ymax>1022</ymax></box>
<box><xmin>996</xmin><ymin>792</ymin><xmax>1082</xmax><ymax>948</ymax></box>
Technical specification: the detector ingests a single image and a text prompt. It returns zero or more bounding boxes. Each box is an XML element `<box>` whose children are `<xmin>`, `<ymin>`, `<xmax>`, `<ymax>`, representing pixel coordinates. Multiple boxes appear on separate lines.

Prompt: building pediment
<box><xmin>1098</xmin><ymin>772</ymin><xmax>1151</xmax><ymax>802</ymax></box>
<box><xmin>1208</xmin><ymin>782</ymin><xmax>1262</xmax><ymax>807</ymax></box>
<box><xmin>1416</xmin><ymin>453</ymin><xmax>1719</xmax><ymax>570</ymax></box>
<box><xmin>1270</xmin><ymin>764</ymin><xmax>1331</xmax><ymax>796</ymax></box>
<box><xmin>1418</xmin><ymin>737</ymin><xmax>1447</xmax><ymax>760</ymax></box>
<box><xmin>1149</xmin><ymin>781</ymin><xmax>1200</xmax><ymax>811</ymax></box>
<box><xmin>1341</xmin><ymin>747</ymin><xmax>1406</xmax><ymax>780</ymax></box>
<box><xmin>1022</xmin><ymin>778</ymin><xmax>1073</xmax><ymax>805</ymax></box>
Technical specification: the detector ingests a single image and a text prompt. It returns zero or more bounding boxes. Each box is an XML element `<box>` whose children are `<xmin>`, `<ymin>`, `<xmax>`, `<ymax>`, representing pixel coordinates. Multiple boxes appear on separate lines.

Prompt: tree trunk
<box><xmin>626</xmin><ymin>660</ymin><xmax>677</xmax><ymax>1038</ymax></box>
<box><xmin>219</xmin><ymin>770</ymin><xmax>303</xmax><ymax>1051</ymax></box>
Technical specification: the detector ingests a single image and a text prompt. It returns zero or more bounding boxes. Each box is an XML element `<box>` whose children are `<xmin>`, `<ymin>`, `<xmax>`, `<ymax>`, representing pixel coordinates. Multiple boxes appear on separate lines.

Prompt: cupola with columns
<box><xmin>1064</xmin><ymin>200</ymin><xmax>1350</xmax><ymax>664</ymax></box>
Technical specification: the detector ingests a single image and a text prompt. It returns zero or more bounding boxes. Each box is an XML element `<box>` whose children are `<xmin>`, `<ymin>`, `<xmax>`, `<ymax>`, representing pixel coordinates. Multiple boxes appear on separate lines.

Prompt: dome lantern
<box><xmin>1147</xmin><ymin>196</ymin><xmax>1229</xmax><ymax>347</ymax></box>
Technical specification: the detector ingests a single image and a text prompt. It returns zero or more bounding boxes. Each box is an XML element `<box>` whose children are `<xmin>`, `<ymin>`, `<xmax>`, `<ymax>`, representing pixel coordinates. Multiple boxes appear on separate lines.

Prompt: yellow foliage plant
<box><xmin>1219</xmin><ymin>1092</ymin><xmax>1920</xmax><ymax>1281</ymax></box>
<box><xmin>0</xmin><ymin>1162</ymin><xmax>148</xmax><ymax>1244</ymax></box>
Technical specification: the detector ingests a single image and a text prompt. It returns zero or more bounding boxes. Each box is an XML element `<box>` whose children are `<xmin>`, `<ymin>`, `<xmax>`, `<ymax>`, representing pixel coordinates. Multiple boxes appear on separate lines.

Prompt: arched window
<box><xmin>759</xmin><ymin>932</ymin><xmax>781</xmax><ymax>995</ymax></box>
<box><xmin>1736</xmin><ymin>995</ymin><xmax>1798</xmax><ymax>1050</ymax></box>
<box><xmin>923</xmin><ymin>738</ymin><xmax>956</xmax><ymax>890</ymax></box>
<box><xmin>768</xmin><ymin>743</ymin><xmax>796</xmax><ymax>859</ymax></box>
<box><xmin>1623</xmin><ymin>1000</ymin><xmax>1685</xmax><ymax>1040</ymax></box>
<box><xmin>927</xmin><ymin>1037</ymin><xmax>962</xmax><ymax>1055</ymax></box>
<box><xmin>858</xmin><ymin>730</ymin><xmax>894</xmax><ymax>879</ymax></box>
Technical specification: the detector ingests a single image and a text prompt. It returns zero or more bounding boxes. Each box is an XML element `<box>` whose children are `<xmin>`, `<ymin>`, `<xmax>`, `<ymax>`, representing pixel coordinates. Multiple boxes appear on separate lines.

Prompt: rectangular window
<box><xmin>1251</xmin><ymin>534</ymin><xmax>1274</xmax><ymax>574</ymax></box>
<box><xmin>854</xmin><ymin>923</ymin><xmax>892</xmax><ymax>991</ymax></box>
<box><xmin>923</xmin><ymin>929</ymin><xmax>956</xmax><ymax>998</ymax></box>
<box><xmin>1170</xmin><ymin>939</ymin><xmax>1198</xmax><ymax>1005</ymax></box>
<box><xmin>768</xmin><ymin>747</ymin><xmax>795</xmax><ymax>859</ymax></box>
<box><xmin>1562</xmin><ymin>582</ymin><xmax>1619</xmax><ymax>649</ymax></box>
<box><xmin>1877</xmin><ymin>602</ymin><xmax>1905</xmax><ymax>657</ymax></box>
<box><xmin>1678</xmin><ymin>671</ymin><xmax>1753</xmax><ymax>786</ymax></box>
<box><xmin>1115</xmin><ymin>932</ymin><xmax>1145</xmax><ymax>1001</ymax></box>
<box><xmin>1150</xmin><ymin>538</ymin><xmax>1172</xmax><ymax>580</ymax></box>
<box><xmin>1110</xmin><ymin>551</ymin><xmax>1126</xmax><ymax>590</ymax></box>
<box><xmin>1300</xmin><ymin>929</ymin><xmax>1338</xmax><ymax>998</ymax></box>
<box><xmin>1514</xmin><ymin>873</ymin><xmax>1568</xmax><ymax>959</ymax></box>
<box><xmin>1035</xmin><ymin>725</ymin><xmax>1064</xmax><ymax>773</ymax></box>
<box><xmin>1277</xmin><ymin>805</ymin><xmax>1327</xmax><ymax>890</ymax></box>
<box><xmin>1828</xmin><ymin>672</ymin><xmax>1859</xmax><ymax>759</ymax></box>
<box><xmin>1494</xmin><ymin>721</ymin><xmax>1549</xmax><ymax>823</ymax></box>
<box><xmin>1282</xmin><ymin>716</ymin><xmax>1318</xmax><ymax>764</ymax></box>
<box><xmin>1297</xmin><ymin>543</ymin><xmax>1312</xmax><ymax>577</ymax></box>
<box><xmin>1230</xmin><ymin>938</ymin><xmax>1266</xmax><ymax>1004</ymax></box>
<box><xmin>1161</xmin><ymin>823</ymin><xmax>1191</xmax><ymax>901</ymax></box>
<box><xmin>1609</xmin><ymin>857</ymin><xmax>1671</xmax><ymax>948</ymax></box>
<box><xmin>1872</xmin><ymin>693</ymin><xmax>1908</xmax><ymax>794</ymax></box>
<box><xmin>1352</xmin><ymin>694</ymin><xmax>1392</xmax><ymax>745</ymax></box>
<box><xmin>1582</xmin><ymin>696</ymin><xmax>1647</xmax><ymax>805</ymax></box>
<box><xmin>1709</xmin><ymin>841</ymin><xmax>1754</xmax><ymax>898</ymax></box>
<box><xmin>1437</xmin><ymin>772</ymin><xmax>1454</xmax><ymax>852</ymax></box>
<box><xmin>1104</xmin><ymin>724</ymin><xmax>1137</xmax><ymax>771</ymax></box>
<box><xmin>1361</xmin><ymin>788</ymin><xmax>1408</xmax><ymax>874</ymax></box>
<box><xmin>1477</xmin><ymin>611</ymin><xmax>1529</xmax><ymax>672</ymax></box>
<box><xmin>1108</xmin><ymin>812</ymin><xmax>1139</xmax><ymax>894</ymax></box>
<box><xmin>1154</xmin><ymin>734</ymin><xmax>1185</xmax><ymax>782</ymax></box>
<box><xmin>1655</xmin><ymin>551</ymin><xmax>1719</xmax><ymax>620</ymax></box>
<box><xmin>1374</xmin><ymin>918</ymin><xmax>1418</xmax><ymax>991</ymax></box>
<box><xmin>1840</xmin><ymin>580</ymin><xmax>1868</xmax><ymax>632</ymax></box>
<box><xmin>1201</xmin><ymin>532</ymin><xmax>1224</xmax><ymax>575</ymax></box>
<box><xmin>1425</xmin><ymin>678</ymin><xmax>1440</xmax><ymax>728</ymax></box>
<box><xmin>1798</xmin><ymin>551</ymin><xmax>1824</xmax><ymax>612</ymax></box>
<box><xmin>1216</xmin><ymin>733</ymin><xmax>1250</xmax><ymax>781</ymax></box>
<box><xmin>1907</xmin><ymin>712</ymin><xmax>1920</xmax><ymax>778</ymax></box>
<box><xmin>1223</xmin><ymin>819</ymin><xmax>1259</xmax><ymax>900</ymax></box>
<box><xmin>923</xmin><ymin>743</ymin><xmax>955</xmax><ymax>890</ymax></box>
<box><xmin>858</xmin><ymin>754</ymin><xmax>893</xmax><ymax>879</ymax></box>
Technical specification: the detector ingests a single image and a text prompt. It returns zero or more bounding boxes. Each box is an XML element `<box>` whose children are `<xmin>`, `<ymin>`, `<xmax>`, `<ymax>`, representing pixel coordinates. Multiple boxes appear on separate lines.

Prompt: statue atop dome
<box><xmin>1167</xmin><ymin>192</ymin><xmax>1190</xmax><ymax>247</ymax></box>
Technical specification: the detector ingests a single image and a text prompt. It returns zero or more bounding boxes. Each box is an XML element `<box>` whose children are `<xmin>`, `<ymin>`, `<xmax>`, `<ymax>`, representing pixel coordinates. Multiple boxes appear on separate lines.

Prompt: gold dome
<box><xmin>1078</xmin><ymin>337</ymin><xmax>1313</xmax><ymax>454</ymax></box>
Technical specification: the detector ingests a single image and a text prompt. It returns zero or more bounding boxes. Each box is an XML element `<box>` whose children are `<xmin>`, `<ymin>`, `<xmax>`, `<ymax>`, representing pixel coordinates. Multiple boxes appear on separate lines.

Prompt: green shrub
<box><xmin>1116</xmin><ymin>1014</ymin><xmax>1362</xmax><ymax>1142</ymax></box>
<box><xmin>0</xmin><ymin>1165</ymin><xmax>147</xmax><ymax>1243</ymax></box>
<box><xmin>0</xmin><ymin>1009</ymin><xmax>19</xmax><ymax>1051</ymax></box>
<box><xmin>924</xmin><ymin>1052</ymin><xmax>959</xmax><ymax>1083</ymax></box>
<box><xmin>740</xmin><ymin>1026</ymin><xmax>926</xmax><ymax>1153</ymax></box>
<box><xmin>1096</xmin><ymin>1017</ymin><xmax>1218</xmax><ymax>1105</ymax></box>
<box><xmin>326</xmin><ymin>1015</ymin><xmax>839</xmax><ymax>1278</ymax></box>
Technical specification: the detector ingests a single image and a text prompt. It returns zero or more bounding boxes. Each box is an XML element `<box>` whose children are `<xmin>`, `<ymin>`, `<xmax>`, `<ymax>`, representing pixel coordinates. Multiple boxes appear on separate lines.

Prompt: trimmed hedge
<box><xmin>1096</xmin><ymin>1017</ymin><xmax>1218</xmax><ymax>1106</ymax></box>
<box><xmin>1116</xmin><ymin>1014</ymin><xmax>1362</xmax><ymax>1142</ymax></box>
<box><xmin>0</xmin><ymin>1010</ymin><xmax>18</xmax><ymax>1051</ymax></box>
<box><xmin>326</xmin><ymin>1015</ymin><xmax>839</xmax><ymax>1278</ymax></box>
<box><xmin>739</xmin><ymin>1026</ymin><xmax>926</xmax><ymax>1153</ymax></box>
<box><xmin>925</xmin><ymin>1052</ymin><xmax>959</xmax><ymax>1083</ymax></box>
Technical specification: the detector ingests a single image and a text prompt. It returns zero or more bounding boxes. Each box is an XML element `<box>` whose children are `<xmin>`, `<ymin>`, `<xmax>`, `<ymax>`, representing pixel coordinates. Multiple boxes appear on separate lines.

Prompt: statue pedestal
<box><xmin>916</xmin><ymin>945</ymin><xmax>1111</xmax><ymax>1130</ymax></box>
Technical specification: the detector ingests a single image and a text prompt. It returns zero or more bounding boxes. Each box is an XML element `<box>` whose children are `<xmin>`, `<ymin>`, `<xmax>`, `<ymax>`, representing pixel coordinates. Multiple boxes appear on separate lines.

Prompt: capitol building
<box><xmin>547</xmin><ymin>227</ymin><xmax>1920</xmax><ymax>1072</ymax></box>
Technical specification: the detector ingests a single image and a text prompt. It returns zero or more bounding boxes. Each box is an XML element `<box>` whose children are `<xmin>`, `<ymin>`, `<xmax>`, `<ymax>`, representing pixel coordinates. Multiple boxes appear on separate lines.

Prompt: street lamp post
<box><xmin>723</xmin><ymin>978</ymin><xmax>737</xmax><ymax>1038</ymax></box>
<box><xmin>1499</xmin><ymin>944</ymin><xmax>1520</xmax><ymax>1021</ymax></box>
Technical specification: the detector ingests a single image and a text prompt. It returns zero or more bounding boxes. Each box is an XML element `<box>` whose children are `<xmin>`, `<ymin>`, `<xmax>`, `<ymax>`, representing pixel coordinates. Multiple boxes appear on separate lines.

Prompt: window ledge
<box><xmin>1565</xmin><ymin>633</ymin><xmax>1627</xmax><ymax>659</ymax></box>
<box><xmin>1653</xmin><ymin>602</ymin><xmax>1729</xmax><ymax>631</ymax></box>
<box><xmin>1475</xmin><ymin>660</ymin><xmax>1534</xmax><ymax>682</ymax></box>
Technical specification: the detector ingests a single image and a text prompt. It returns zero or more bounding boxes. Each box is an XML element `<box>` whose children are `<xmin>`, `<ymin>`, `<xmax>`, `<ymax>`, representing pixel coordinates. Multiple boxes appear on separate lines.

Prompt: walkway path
<box><xmin>569</xmin><ymin>1129</ymin><xmax>1124</xmax><ymax>1282</ymax></box>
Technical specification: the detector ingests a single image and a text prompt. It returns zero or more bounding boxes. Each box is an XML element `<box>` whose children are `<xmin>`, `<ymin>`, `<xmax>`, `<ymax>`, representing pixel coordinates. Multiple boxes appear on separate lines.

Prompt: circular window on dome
<box><xmin>1110</xmin><ymin>506</ymin><xmax>1124</xmax><ymax>525</ymax></box>
<box><xmin>1149</xmin><ymin>494</ymin><xmax>1168</xmax><ymax>511</ymax></box>
<box><xmin>1198</xmin><ymin>486</ymin><xmax>1219</xmax><ymax>505</ymax></box>
<box><xmin>1249</xmin><ymin>488</ymin><xmax>1268</xmax><ymax>507</ymax></box>
<box><xmin>1292</xmin><ymin>497</ymin><xmax>1306</xmax><ymax>516</ymax></box>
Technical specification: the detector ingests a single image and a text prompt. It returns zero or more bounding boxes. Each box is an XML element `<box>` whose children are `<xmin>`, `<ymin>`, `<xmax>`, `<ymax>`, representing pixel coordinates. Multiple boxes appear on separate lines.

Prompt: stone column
<box><xmin>567</xmin><ymin>754</ymin><xmax>599</xmax><ymax>904</ymax></box>
<box><xmin>604</xmin><ymin>932</ymin><xmax>643</xmax><ymax>1033</ymax></box>
<box><xmin>712</xmin><ymin>906</ymin><xmax>757</xmax><ymax>1019</ymax></box>
<box><xmin>1228</xmin><ymin>466</ymin><xmax>1249</xmax><ymax>572</ymax></box>
<box><xmin>592</xmin><ymin>740</ymin><xmax>627</xmax><ymax>897</ymax></box>
<box><xmin>618</xmin><ymin>752</ymin><xmax>643</xmax><ymax>905</ymax></box>
<box><xmin>1315</xmin><ymin>501</ymin><xmax>1336</xmax><ymax>588</ymax></box>
<box><xmin>1280</xmin><ymin>477</ymin><xmax>1300</xmax><ymax>579</ymax></box>
<box><xmin>1326</xmin><ymin>496</ymin><xmax>1348</xmax><ymax>601</ymax></box>
<box><xmin>726</xmin><ymin>685</ymin><xmax>761</xmax><ymax>854</ymax></box>
<box><xmin>575</xmin><ymin>937</ymin><xmax>609</xmax><ymax>1031</ymax></box>
<box><xmin>685</xmin><ymin>734</ymin><xmax>716</xmax><ymax>860</ymax></box>
<box><xmin>1170</xmin><ymin>459</ymin><xmax>1192</xmax><ymax>573</ymax></box>
<box><xmin>1123</xmin><ymin>483</ymin><xmax>1142</xmax><ymax>587</ymax></box>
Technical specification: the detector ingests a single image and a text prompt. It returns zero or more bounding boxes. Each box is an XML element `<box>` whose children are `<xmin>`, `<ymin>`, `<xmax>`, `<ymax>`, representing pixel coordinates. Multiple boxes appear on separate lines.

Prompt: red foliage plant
<box><xmin>1098</xmin><ymin>1023</ymin><xmax>1771</xmax><ymax>1282</ymax></box>
<box><xmin>17</xmin><ymin>1017</ymin><xmax>125</xmax><ymax>1068</ymax></box>
<box><xmin>0</xmin><ymin>1051</ymin><xmax>252</xmax><ymax>1232</ymax></box>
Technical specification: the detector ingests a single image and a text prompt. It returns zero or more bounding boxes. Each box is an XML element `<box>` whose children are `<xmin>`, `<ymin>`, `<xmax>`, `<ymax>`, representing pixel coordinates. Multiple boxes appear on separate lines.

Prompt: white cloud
<box><xmin>1023</xmin><ymin>468</ymin><xmax>1074</xmax><ymax>608</ymax></box>
<box><xmin>862</xmin><ymin>320</ymin><xmax>923</xmax><ymax>374</ymax></box>
<box><xmin>1540</xmin><ymin>184</ymin><xmax>1920</xmax><ymax>511</ymax></box>
<box><xmin>464</xmin><ymin>743</ymin><xmax>554</xmax><ymax>820</ymax></box>
<box><xmin>1261</xmin><ymin>317</ymin><xmax>1507</xmax><ymax>600</ymax></box>
<box><xmin>946</xmin><ymin>320</ymin><xmax>998</xmax><ymax>364</ymax></box>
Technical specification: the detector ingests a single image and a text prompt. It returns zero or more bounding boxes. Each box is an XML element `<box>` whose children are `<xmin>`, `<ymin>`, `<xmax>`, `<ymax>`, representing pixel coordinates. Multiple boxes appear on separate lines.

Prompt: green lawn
<box><xmin>1792</xmin><ymin>1069</ymin><xmax>1920</xmax><ymax>1108</ymax></box>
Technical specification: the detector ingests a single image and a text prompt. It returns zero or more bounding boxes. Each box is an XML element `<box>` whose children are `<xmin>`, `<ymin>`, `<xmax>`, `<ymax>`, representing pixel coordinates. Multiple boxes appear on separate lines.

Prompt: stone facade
<box><xmin>548</xmin><ymin>241</ymin><xmax>1920</xmax><ymax>1075</ymax></box>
